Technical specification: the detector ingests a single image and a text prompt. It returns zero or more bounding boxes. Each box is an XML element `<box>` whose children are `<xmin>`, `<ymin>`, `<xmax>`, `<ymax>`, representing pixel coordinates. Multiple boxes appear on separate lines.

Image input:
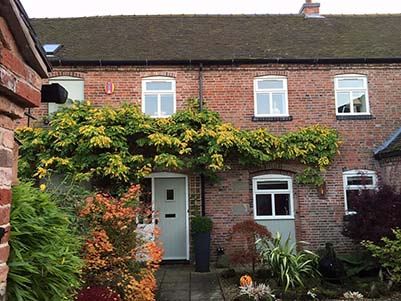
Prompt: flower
<box><xmin>40</xmin><ymin>184</ymin><xmax>46</xmax><ymax>191</ymax></box>
<box><xmin>307</xmin><ymin>288</ymin><xmax>318</xmax><ymax>300</ymax></box>
<box><xmin>239</xmin><ymin>281</ymin><xmax>274</xmax><ymax>300</ymax></box>
<box><xmin>343</xmin><ymin>291</ymin><xmax>364</xmax><ymax>300</ymax></box>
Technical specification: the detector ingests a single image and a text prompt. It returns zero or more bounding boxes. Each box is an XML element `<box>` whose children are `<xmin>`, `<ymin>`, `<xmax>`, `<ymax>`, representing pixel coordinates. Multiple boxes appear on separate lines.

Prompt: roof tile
<box><xmin>31</xmin><ymin>14</ymin><xmax>401</xmax><ymax>62</ymax></box>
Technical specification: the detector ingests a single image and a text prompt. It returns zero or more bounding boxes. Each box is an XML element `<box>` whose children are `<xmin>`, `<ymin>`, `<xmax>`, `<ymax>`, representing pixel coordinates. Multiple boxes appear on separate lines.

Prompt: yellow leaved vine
<box><xmin>17</xmin><ymin>100</ymin><xmax>341</xmax><ymax>189</ymax></box>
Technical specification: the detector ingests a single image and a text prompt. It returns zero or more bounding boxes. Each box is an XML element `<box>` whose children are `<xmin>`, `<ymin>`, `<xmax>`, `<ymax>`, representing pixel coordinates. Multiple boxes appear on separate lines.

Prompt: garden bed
<box><xmin>216</xmin><ymin>267</ymin><xmax>401</xmax><ymax>301</ymax></box>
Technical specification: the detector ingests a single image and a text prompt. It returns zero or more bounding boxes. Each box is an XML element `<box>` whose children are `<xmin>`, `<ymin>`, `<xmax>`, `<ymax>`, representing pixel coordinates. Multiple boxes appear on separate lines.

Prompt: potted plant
<box><xmin>191</xmin><ymin>215</ymin><xmax>213</xmax><ymax>272</ymax></box>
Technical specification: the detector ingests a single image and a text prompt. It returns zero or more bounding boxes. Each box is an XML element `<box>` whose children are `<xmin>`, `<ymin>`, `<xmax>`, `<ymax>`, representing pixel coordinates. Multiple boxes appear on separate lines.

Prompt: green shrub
<box><xmin>42</xmin><ymin>177</ymin><xmax>92</xmax><ymax>227</ymax></box>
<box><xmin>362</xmin><ymin>228</ymin><xmax>401</xmax><ymax>284</ymax></box>
<box><xmin>7</xmin><ymin>182</ymin><xmax>83</xmax><ymax>301</ymax></box>
<box><xmin>191</xmin><ymin>215</ymin><xmax>213</xmax><ymax>234</ymax></box>
<box><xmin>337</xmin><ymin>251</ymin><xmax>379</xmax><ymax>277</ymax></box>
<box><xmin>257</xmin><ymin>232</ymin><xmax>320</xmax><ymax>291</ymax></box>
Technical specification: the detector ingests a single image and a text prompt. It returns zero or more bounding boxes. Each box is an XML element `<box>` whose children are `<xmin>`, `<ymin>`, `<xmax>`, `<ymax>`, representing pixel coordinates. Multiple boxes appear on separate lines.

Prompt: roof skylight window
<box><xmin>43</xmin><ymin>44</ymin><xmax>62</xmax><ymax>55</ymax></box>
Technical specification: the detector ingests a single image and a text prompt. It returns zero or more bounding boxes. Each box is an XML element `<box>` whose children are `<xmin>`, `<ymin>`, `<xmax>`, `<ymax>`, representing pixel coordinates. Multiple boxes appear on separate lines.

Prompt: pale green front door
<box><xmin>154</xmin><ymin>177</ymin><xmax>188</xmax><ymax>260</ymax></box>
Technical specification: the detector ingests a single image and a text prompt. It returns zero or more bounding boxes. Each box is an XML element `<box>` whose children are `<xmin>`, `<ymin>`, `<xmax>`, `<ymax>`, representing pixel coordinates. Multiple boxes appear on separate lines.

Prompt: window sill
<box><xmin>148</xmin><ymin>115</ymin><xmax>173</xmax><ymax>119</ymax></box>
<box><xmin>336</xmin><ymin>115</ymin><xmax>374</xmax><ymax>120</ymax></box>
<box><xmin>252</xmin><ymin>116</ymin><xmax>293</xmax><ymax>122</ymax></box>
<box><xmin>254</xmin><ymin>216</ymin><xmax>295</xmax><ymax>220</ymax></box>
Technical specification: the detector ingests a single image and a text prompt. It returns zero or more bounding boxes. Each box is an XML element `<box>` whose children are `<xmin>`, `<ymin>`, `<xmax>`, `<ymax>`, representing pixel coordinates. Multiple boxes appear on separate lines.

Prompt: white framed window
<box><xmin>252</xmin><ymin>174</ymin><xmax>294</xmax><ymax>220</ymax></box>
<box><xmin>335</xmin><ymin>75</ymin><xmax>369</xmax><ymax>115</ymax></box>
<box><xmin>48</xmin><ymin>76</ymin><xmax>84</xmax><ymax>114</ymax></box>
<box><xmin>254</xmin><ymin>76</ymin><xmax>288</xmax><ymax>117</ymax></box>
<box><xmin>343</xmin><ymin>170</ymin><xmax>377</xmax><ymax>213</ymax></box>
<box><xmin>142</xmin><ymin>77</ymin><xmax>176</xmax><ymax>118</ymax></box>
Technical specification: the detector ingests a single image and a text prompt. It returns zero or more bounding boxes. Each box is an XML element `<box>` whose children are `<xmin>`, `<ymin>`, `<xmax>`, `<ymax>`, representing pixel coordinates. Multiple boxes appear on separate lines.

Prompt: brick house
<box><xmin>0</xmin><ymin>0</ymin><xmax>50</xmax><ymax>298</ymax></box>
<box><xmin>28</xmin><ymin>1</ymin><xmax>401</xmax><ymax>260</ymax></box>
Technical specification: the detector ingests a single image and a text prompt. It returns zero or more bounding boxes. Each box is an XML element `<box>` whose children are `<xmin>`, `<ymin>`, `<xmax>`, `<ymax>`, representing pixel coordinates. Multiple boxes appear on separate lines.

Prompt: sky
<box><xmin>20</xmin><ymin>0</ymin><xmax>401</xmax><ymax>18</ymax></box>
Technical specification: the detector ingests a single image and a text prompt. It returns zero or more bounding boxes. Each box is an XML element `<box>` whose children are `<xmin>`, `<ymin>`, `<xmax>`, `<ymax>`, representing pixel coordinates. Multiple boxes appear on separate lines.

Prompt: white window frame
<box><xmin>252</xmin><ymin>174</ymin><xmax>294</xmax><ymax>220</ymax></box>
<box><xmin>334</xmin><ymin>74</ymin><xmax>370</xmax><ymax>115</ymax></box>
<box><xmin>48</xmin><ymin>76</ymin><xmax>84</xmax><ymax>114</ymax></box>
<box><xmin>253</xmin><ymin>76</ymin><xmax>289</xmax><ymax>117</ymax></box>
<box><xmin>142</xmin><ymin>77</ymin><xmax>176</xmax><ymax>118</ymax></box>
<box><xmin>343</xmin><ymin>169</ymin><xmax>377</xmax><ymax>213</ymax></box>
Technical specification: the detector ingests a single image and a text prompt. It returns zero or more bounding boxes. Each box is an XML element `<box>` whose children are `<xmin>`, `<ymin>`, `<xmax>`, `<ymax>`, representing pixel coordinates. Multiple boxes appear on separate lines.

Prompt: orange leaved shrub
<box><xmin>79</xmin><ymin>185</ymin><xmax>163</xmax><ymax>301</ymax></box>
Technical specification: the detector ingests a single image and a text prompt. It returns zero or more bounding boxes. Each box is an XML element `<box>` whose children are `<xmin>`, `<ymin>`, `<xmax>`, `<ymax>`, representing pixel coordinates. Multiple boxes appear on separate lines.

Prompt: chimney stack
<box><xmin>299</xmin><ymin>0</ymin><xmax>321</xmax><ymax>16</ymax></box>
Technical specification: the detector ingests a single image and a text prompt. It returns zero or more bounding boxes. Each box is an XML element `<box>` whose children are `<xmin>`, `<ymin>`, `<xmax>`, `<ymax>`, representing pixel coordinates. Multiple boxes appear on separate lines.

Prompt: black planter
<box><xmin>193</xmin><ymin>232</ymin><xmax>211</xmax><ymax>272</ymax></box>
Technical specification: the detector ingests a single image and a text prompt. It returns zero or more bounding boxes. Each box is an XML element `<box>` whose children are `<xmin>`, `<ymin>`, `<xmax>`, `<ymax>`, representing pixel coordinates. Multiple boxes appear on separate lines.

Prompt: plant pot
<box><xmin>193</xmin><ymin>232</ymin><xmax>211</xmax><ymax>272</ymax></box>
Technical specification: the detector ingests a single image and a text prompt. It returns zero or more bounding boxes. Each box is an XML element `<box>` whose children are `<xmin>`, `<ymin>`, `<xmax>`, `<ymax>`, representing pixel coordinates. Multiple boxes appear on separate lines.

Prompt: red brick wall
<box><xmin>0</xmin><ymin>15</ymin><xmax>44</xmax><ymax>298</ymax></box>
<box><xmin>0</xmin><ymin>112</ymin><xmax>18</xmax><ymax>298</ymax></box>
<box><xmin>0</xmin><ymin>18</ymin><xmax>42</xmax><ymax>108</ymax></box>
<box><xmin>27</xmin><ymin>63</ymin><xmax>401</xmax><ymax>256</ymax></box>
<box><xmin>30</xmin><ymin>64</ymin><xmax>401</xmax><ymax>141</ymax></box>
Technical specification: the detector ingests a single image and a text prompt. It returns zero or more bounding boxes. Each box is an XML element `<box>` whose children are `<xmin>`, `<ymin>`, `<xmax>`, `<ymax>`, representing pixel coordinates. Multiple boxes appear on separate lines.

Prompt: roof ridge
<box><xmin>31</xmin><ymin>14</ymin><xmax>301</xmax><ymax>20</ymax></box>
<box><xmin>31</xmin><ymin>13</ymin><xmax>401</xmax><ymax>20</ymax></box>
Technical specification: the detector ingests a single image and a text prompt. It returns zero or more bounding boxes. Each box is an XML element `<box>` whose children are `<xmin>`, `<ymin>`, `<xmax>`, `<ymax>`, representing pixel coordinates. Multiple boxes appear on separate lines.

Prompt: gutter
<box><xmin>199</xmin><ymin>63</ymin><xmax>203</xmax><ymax>111</ymax></box>
<box><xmin>48</xmin><ymin>57</ymin><xmax>401</xmax><ymax>67</ymax></box>
<box><xmin>198</xmin><ymin>63</ymin><xmax>206</xmax><ymax>217</ymax></box>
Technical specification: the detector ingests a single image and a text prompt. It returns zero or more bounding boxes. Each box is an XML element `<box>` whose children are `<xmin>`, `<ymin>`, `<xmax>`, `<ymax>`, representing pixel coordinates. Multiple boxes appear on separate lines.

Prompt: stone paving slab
<box><xmin>162</xmin><ymin>281</ymin><xmax>190</xmax><ymax>290</ymax></box>
<box><xmin>156</xmin><ymin>265</ymin><xmax>225</xmax><ymax>301</ymax></box>
<box><xmin>158</xmin><ymin>289</ymin><xmax>190</xmax><ymax>301</ymax></box>
<box><xmin>191</xmin><ymin>290</ymin><xmax>224</xmax><ymax>300</ymax></box>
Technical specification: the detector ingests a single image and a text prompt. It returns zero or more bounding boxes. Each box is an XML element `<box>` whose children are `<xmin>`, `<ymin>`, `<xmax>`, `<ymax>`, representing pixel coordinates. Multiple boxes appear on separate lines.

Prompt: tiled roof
<box><xmin>374</xmin><ymin>127</ymin><xmax>401</xmax><ymax>159</ymax></box>
<box><xmin>31</xmin><ymin>14</ymin><xmax>401</xmax><ymax>64</ymax></box>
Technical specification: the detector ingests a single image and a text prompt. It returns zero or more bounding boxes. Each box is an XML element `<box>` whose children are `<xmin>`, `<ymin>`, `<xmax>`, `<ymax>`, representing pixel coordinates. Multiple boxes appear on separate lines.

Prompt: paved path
<box><xmin>155</xmin><ymin>265</ymin><xmax>225</xmax><ymax>301</ymax></box>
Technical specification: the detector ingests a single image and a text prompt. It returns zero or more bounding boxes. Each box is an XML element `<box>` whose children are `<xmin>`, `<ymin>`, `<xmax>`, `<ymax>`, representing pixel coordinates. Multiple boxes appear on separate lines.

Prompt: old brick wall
<box><xmin>0</xmin><ymin>112</ymin><xmax>17</xmax><ymax>297</ymax></box>
<box><xmin>0</xmin><ymin>15</ymin><xmax>43</xmax><ymax>299</ymax></box>
<box><xmin>27</xmin><ymin>63</ymin><xmax>401</xmax><ymax>256</ymax></box>
<box><xmin>30</xmin><ymin>63</ymin><xmax>401</xmax><ymax>144</ymax></box>
<box><xmin>379</xmin><ymin>157</ymin><xmax>401</xmax><ymax>192</ymax></box>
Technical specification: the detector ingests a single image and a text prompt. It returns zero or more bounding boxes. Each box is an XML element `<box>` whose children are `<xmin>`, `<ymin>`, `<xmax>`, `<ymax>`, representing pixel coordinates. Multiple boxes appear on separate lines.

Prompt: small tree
<box><xmin>229</xmin><ymin>220</ymin><xmax>272</xmax><ymax>273</ymax></box>
<box><xmin>343</xmin><ymin>185</ymin><xmax>401</xmax><ymax>244</ymax></box>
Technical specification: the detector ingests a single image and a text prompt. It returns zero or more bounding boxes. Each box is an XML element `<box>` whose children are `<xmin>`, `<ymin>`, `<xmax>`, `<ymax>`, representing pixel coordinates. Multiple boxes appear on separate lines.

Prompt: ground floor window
<box><xmin>343</xmin><ymin>170</ymin><xmax>377</xmax><ymax>213</ymax></box>
<box><xmin>252</xmin><ymin>174</ymin><xmax>294</xmax><ymax>219</ymax></box>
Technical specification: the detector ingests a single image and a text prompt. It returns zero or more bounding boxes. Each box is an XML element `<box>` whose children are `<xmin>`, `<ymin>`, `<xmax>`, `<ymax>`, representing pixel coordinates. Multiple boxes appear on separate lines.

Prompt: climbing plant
<box><xmin>17</xmin><ymin>100</ymin><xmax>340</xmax><ymax>190</ymax></box>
